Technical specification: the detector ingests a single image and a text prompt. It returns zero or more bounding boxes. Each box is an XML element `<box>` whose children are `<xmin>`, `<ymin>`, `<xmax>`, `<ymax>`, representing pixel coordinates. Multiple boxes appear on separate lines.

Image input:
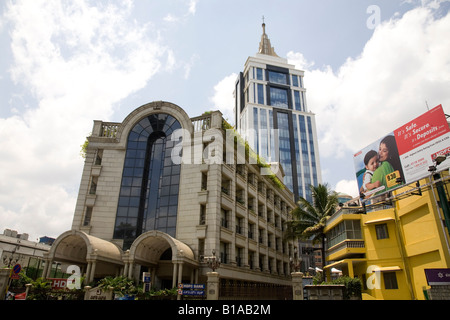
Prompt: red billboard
<box><xmin>354</xmin><ymin>104</ymin><xmax>450</xmax><ymax>200</ymax></box>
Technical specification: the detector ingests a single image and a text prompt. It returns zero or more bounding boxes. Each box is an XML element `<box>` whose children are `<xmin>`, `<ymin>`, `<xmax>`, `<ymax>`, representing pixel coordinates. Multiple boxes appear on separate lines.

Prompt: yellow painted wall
<box><xmin>332</xmin><ymin>175</ymin><xmax>450</xmax><ymax>300</ymax></box>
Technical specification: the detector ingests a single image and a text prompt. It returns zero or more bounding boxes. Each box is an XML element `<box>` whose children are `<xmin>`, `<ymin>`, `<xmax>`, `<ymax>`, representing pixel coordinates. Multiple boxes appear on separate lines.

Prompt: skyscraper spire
<box><xmin>258</xmin><ymin>19</ymin><xmax>279</xmax><ymax>57</ymax></box>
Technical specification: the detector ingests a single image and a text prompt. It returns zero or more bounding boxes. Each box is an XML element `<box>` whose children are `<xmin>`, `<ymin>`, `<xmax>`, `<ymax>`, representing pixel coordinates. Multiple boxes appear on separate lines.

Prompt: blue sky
<box><xmin>1</xmin><ymin>0</ymin><xmax>449</xmax><ymax>240</ymax></box>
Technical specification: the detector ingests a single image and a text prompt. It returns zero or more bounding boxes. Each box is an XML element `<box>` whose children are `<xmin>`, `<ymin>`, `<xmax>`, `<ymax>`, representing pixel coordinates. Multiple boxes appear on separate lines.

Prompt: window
<box><xmin>257</xmin><ymin>83</ymin><xmax>264</xmax><ymax>105</ymax></box>
<box><xmin>95</xmin><ymin>149</ymin><xmax>103</xmax><ymax>165</ymax></box>
<box><xmin>248</xmin><ymin>223</ymin><xmax>255</xmax><ymax>240</ymax></box>
<box><xmin>259</xmin><ymin>228</ymin><xmax>265</xmax><ymax>245</ymax></box>
<box><xmin>260</xmin><ymin>109</ymin><xmax>269</xmax><ymax>160</ymax></box>
<box><xmin>259</xmin><ymin>254</ymin><xmax>265</xmax><ymax>270</ymax></box>
<box><xmin>307</xmin><ymin>117</ymin><xmax>318</xmax><ymax>186</ymax></box>
<box><xmin>327</xmin><ymin>220</ymin><xmax>362</xmax><ymax>248</ymax></box>
<box><xmin>277</xmin><ymin>112</ymin><xmax>294</xmax><ymax>191</ymax></box>
<box><xmin>236</xmin><ymin>247</ymin><xmax>243</xmax><ymax>267</ymax></box>
<box><xmin>236</xmin><ymin>216</ymin><xmax>244</xmax><ymax>235</ymax></box>
<box><xmin>376</xmin><ymin>224</ymin><xmax>389</xmax><ymax>239</ymax></box>
<box><xmin>201</xmin><ymin>172</ymin><xmax>207</xmax><ymax>190</ymax></box>
<box><xmin>199</xmin><ymin>205</ymin><xmax>206</xmax><ymax>225</ymax></box>
<box><xmin>256</xmin><ymin>68</ymin><xmax>263</xmax><ymax>80</ymax></box>
<box><xmin>383</xmin><ymin>272</ymin><xmax>398</xmax><ymax>289</ymax></box>
<box><xmin>292</xmin><ymin>75</ymin><xmax>299</xmax><ymax>87</ymax></box>
<box><xmin>248</xmin><ymin>251</ymin><xmax>255</xmax><ymax>269</ymax></box>
<box><xmin>293</xmin><ymin>90</ymin><xmax>301</xmax><ymax>111</ymax></box>
<box><xmin>198</xmin><ymin>239</ymin><xmax>205</xmax><ymax>261</ymax></box>
<box><xmin>114</xmin><ymin>113</ymin><xmax>181</xmax><ymax>247</ymax></box>
<box><xmin>221</xmin><ymin>208</ymin><xmax>229</xmax><ymax>228</ymax></box>
<box><xmin>83</xmin><ymin>207</ymin><xmax>93</xmax><ymax>226</ymax></box>
<box><xmin>89</xmin><ymin>177</ymin><xmax>98</xmax><ymax>195</ymax></box>
<box><xmin>269</xmin><ymin>87</ymin><xmax>289</xmax><ymax>109</ymax></box>
<box><xmin>236</xmin><ymin>187</ymin><xmax>245</xmax><ymax>205</ymax></box>
<box><xmin>253</xmin><ymin>108</ymin><xmax>259</xmax><ymax>154</ymax></box>
<box><xmin>268</xmin><ymin>71</ymin><xmax>287</xmax><ymax>85</ymax></box>
<box><xmin>221</xmin><ymin>178</ymin><xmax>230</xmax><ymax>196</ymax></box>
<box><xmin>220</xmin><ymin>242</ymin><xmax>229</xmax><ymax>264</ymax></box>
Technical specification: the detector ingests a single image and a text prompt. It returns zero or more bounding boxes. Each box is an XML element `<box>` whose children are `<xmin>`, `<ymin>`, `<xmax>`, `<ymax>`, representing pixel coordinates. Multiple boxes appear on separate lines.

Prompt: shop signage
<box><xmin>425</xmin><ymin>268</ymin><xmax>450</xmax><ymax>285</ymax></box>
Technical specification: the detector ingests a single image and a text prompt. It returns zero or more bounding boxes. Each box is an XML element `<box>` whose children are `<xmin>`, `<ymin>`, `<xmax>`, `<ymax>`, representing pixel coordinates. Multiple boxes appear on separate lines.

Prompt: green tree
<box><xmin>27</xmin><ymin>277</ymin><xmax>51</xmax><ymax>300</ymax></box>
<box><xmin>285</xmin><ymin>184</ymin><xmax>339</xmax><ymax>279</ymax></box>
<box><xmin>97</xmin><ymin>276</ymin><xmax>139</xmax><ymax>298</ymax></box>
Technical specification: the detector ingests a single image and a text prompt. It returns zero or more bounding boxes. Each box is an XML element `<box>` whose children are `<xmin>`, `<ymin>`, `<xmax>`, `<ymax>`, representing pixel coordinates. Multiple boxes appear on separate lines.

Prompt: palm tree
<box><xmin>285</xmin><ymin>184</ymin><xmax>339</xmax><ymax>279</ymax></box>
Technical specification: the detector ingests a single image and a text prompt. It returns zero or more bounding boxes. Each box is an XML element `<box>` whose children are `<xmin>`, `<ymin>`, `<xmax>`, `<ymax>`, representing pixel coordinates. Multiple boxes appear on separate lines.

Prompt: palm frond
<box><xmin>286</xmin><ymin>183</ymin><xmax>338</xmax><ymax>243</ymax></box>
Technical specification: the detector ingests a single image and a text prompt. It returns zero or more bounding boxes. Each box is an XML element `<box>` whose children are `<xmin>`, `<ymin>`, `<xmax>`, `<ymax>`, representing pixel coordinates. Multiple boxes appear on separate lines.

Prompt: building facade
<box><xmin>323</xmin><ymin>171</ymin><xmax>450</xmax><ymax>300</ymax></box>
<box><xmin>44</xmin><ymin>101</ymin><xmax>298</xmax><ymax>289</ymax></box>
<box><xmin>1</xmin><ymin>229</ymin><xmax>51</xmax><ymax>278</ymax></box>
<box><xmin>234</xmin><ymin>23</ymin><xmax>322</xmax><ymax>202</ymax></box>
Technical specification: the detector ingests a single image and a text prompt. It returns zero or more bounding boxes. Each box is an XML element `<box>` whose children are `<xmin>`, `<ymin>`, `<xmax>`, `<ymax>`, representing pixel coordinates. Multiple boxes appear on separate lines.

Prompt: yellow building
<box><xmin>323</xmin><ymin>170</ymin><xmax>450</xmax><ymax>300</ymax></box>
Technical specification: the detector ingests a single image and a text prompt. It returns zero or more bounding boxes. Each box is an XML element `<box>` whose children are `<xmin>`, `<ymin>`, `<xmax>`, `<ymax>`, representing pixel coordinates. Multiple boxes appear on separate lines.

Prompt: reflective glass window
<box><xmin>114</xmin><ymin>113</ymin><xmax>181</xmax><ymax>248</ymax></box>
<box><xmin>269</xmin><ymin>87</ymin><xmax>289</xmax><ymax>109</ymax></box>
<box><xmin>268</xmin><ymin>71</ymin><xmax>287</xmax><ymax>85</ymax></box>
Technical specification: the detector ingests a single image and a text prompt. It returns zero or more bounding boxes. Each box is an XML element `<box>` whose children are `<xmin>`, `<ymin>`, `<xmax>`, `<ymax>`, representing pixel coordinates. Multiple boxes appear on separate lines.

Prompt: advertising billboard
<box><xmin>354</xmin><ymin>104</ymin><xmax>450</xmax><ymax>200</ymax></box>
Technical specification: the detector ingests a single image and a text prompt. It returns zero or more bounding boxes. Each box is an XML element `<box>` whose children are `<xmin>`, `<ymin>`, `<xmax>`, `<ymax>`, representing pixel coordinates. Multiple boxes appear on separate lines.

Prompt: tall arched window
<box><xmin>114</xmin><ymin>114</ymin><xmax>181</xmax><ymax>249</ymax></box>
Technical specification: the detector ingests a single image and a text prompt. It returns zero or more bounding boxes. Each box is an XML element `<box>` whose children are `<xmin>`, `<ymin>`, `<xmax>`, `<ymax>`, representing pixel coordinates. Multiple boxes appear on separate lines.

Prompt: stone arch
<box><xmin>116</xmin><ymin>101</ymin><xmax>194</xmax><ymax>148</ymax></box>
<box><xmin>125</xmin><ymin>230</ymin><xmax>198</xmax><ymax>289</ymax></box>
<box><xmin>45</xmin><ymin>230</ymin><xmax>123</xmax><ymax>283</ymax></box>
<box><xmin>129</xmin><ymin>230</ymin><xmax>195</xmax><ymax>263</ymax></box>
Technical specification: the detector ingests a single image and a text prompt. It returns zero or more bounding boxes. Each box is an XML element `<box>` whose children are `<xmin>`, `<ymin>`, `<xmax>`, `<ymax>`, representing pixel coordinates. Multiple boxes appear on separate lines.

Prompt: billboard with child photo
<box><xmin>354</xmin><ymin>104</ymin><xmax>450</xmax><ymax>201</ymax></box>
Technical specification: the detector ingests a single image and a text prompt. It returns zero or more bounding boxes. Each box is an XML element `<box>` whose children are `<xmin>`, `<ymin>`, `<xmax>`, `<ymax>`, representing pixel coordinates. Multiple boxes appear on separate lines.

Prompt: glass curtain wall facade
<box><xmin>113</xmin><ymin>113</ymin><xmax>181</xmax><ymax>249</ymax></box>
<box><xmin>235</xmin><ymin>50</ymin><xmax>321</xmax><ymax>202</ymax></box>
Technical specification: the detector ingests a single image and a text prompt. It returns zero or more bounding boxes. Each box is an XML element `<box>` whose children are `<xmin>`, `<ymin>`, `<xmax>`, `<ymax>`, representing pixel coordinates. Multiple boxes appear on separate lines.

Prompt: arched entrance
<box><xmin>126</xmin><ymin>230</ymin><xmax>199</xmax><ymax>289</ymax></box>
<box><xmin>44</xmin><ymin>230</ymin><xmax>124</xmax><ymax>284</ymax></box>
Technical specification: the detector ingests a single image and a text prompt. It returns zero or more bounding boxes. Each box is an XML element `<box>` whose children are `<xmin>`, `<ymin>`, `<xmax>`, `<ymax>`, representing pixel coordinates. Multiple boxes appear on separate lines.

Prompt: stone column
<box><xmin>85</xmin><ymin>262</ymin><xmax>92</xmax><ymax>285</ymax></box>
<box><xmin>206</xmin><ymin>272</ymin><xmax>220</xmax><ymax>300</ymax></box>
<box><xmin>44</xmin><ymin>259</ymin><xmax>53</xmax><ymax>279</ymax></box>
<box><xmin>127</xmin><ymin>261</ymin><xmax>134</xmax><ymax>279</ymax></box>
<box><xmin>291</xmin><ymin>272</ymin><xmax>304</xmax><ymax>300</ymax></box>
<box><xmin>177</xmin><ymin>262</ymin><xmax>184</xmax><ymax>284</ymax></box>
<box><xmin>123</xmin><ymin>262</ymin><xmax>129</xmax><ymax>277</ymax></box>
<box><xmin>172</xmin><ymin>263</ymin><xmax>178</xmax><ymax>288</ymax></box>
<box><xmin>177</xmin><ymin>263</ymin><xmax>184</xmax><ymax>301</ymax></box>
<box><xmin>89</xmin><ymin>261</ymin><xmax>97</xmax><ymax>283</ymax></box>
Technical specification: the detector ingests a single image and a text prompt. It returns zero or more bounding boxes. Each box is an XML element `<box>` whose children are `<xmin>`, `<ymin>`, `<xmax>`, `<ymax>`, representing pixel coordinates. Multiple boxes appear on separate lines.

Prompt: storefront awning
<box><xmin>371</xmin><ymin>266</ymin><xmax>401</xmax><ymax>272</ymax></box>
<box><xmin>364</xmin><ymin>217</ymin><xmax>395</xmax><ymax>225</ymax></box>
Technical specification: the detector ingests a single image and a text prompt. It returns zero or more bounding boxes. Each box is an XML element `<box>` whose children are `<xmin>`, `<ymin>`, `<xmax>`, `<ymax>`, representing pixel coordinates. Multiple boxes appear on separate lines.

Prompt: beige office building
<box><xmin>44</xmin><ymin>101</ymin><xmax>298</xmax><ymax>289</ymax></box>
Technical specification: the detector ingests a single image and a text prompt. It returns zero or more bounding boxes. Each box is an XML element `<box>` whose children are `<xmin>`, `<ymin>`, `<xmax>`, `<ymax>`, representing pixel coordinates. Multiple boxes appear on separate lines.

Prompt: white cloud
<box><xmin>164</xmin><ymin>13</ymin><xmax>179</xmax><ymax>23</ymax></box>
<box><xmin>286</xmin><ymin>51</ymin><xmax>315</xmax><ymax>71</ymax></box>
<box><xmin>289</xmin><ymin>5</ymin><xmax>450</xmax><ymax>161</ymax></box>
<box><xmin>187</xmin><ymin>0</ymin><xmax>199</xmax><ymax>16</ymax></box>
<box><xmin>0</xmin><ymin>0</ymin><xmax>170</xmax><ymax>240</ymax></box>
<box><xmin>183</xmin><ymin>54</ymin><xmax>200</xmax><ymax>79</ymax></box>
<box><xmin>210</xmin><ymin>73</ymin><xmax>238</xmax><ymax>123</ymax></box>
<box><xmin>334</xmin><ymin>180</ymin><xmax>359</xmax><ymax>198</ymax></box>
<box><xmin>403</xmin><ymin>0</ymin><xmax>450</xmax><ymax>9</ymax></box>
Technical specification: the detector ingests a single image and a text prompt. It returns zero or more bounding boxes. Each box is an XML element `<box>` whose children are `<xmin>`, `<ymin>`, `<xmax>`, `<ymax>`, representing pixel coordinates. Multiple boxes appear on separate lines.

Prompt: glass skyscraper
<box><xmin>234</xmin><ymin>23</ymin><xmax>322</xmax><ymax>202</ymax></box>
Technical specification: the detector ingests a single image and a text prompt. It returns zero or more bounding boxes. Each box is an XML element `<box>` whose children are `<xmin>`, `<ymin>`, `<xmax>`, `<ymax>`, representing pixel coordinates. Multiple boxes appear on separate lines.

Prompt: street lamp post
<box><xmin>204</xmin><ymin>250</ymin><xmax>221</xmax><ymax>300</ymax></box>
<box><xmin>204</xmin><ymin>249</ymin><xmax>221</xmax><ymax>272</ymax></box>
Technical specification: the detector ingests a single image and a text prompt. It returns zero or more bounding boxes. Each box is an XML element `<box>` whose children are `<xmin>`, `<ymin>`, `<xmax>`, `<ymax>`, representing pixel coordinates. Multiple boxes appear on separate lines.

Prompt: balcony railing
<box><xmin>327</xmin><ymin>240</ymin><xmax>365</xmax><ymax>258</ymax></box>
<box><xmin>327</xmin><ymin>207</ymin><xmax>365</xmax><ymax>226</ymax></box>
<box><xmin>101</xmin><ymin>122</ymin><xmax>120</xmax><ymax>138</ymax></box>
<box><xmin>191</xmin><ymin>114</ymin><xmax>211</xmax><ymax>132</ymax></box>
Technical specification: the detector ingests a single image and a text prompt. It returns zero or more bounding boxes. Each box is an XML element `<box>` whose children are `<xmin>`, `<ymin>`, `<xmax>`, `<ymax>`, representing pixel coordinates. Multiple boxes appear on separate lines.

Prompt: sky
<box><xmin>1</xmin><ymin>0</ymin><xmax>449</xmax><ymax>241</ymax></box>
